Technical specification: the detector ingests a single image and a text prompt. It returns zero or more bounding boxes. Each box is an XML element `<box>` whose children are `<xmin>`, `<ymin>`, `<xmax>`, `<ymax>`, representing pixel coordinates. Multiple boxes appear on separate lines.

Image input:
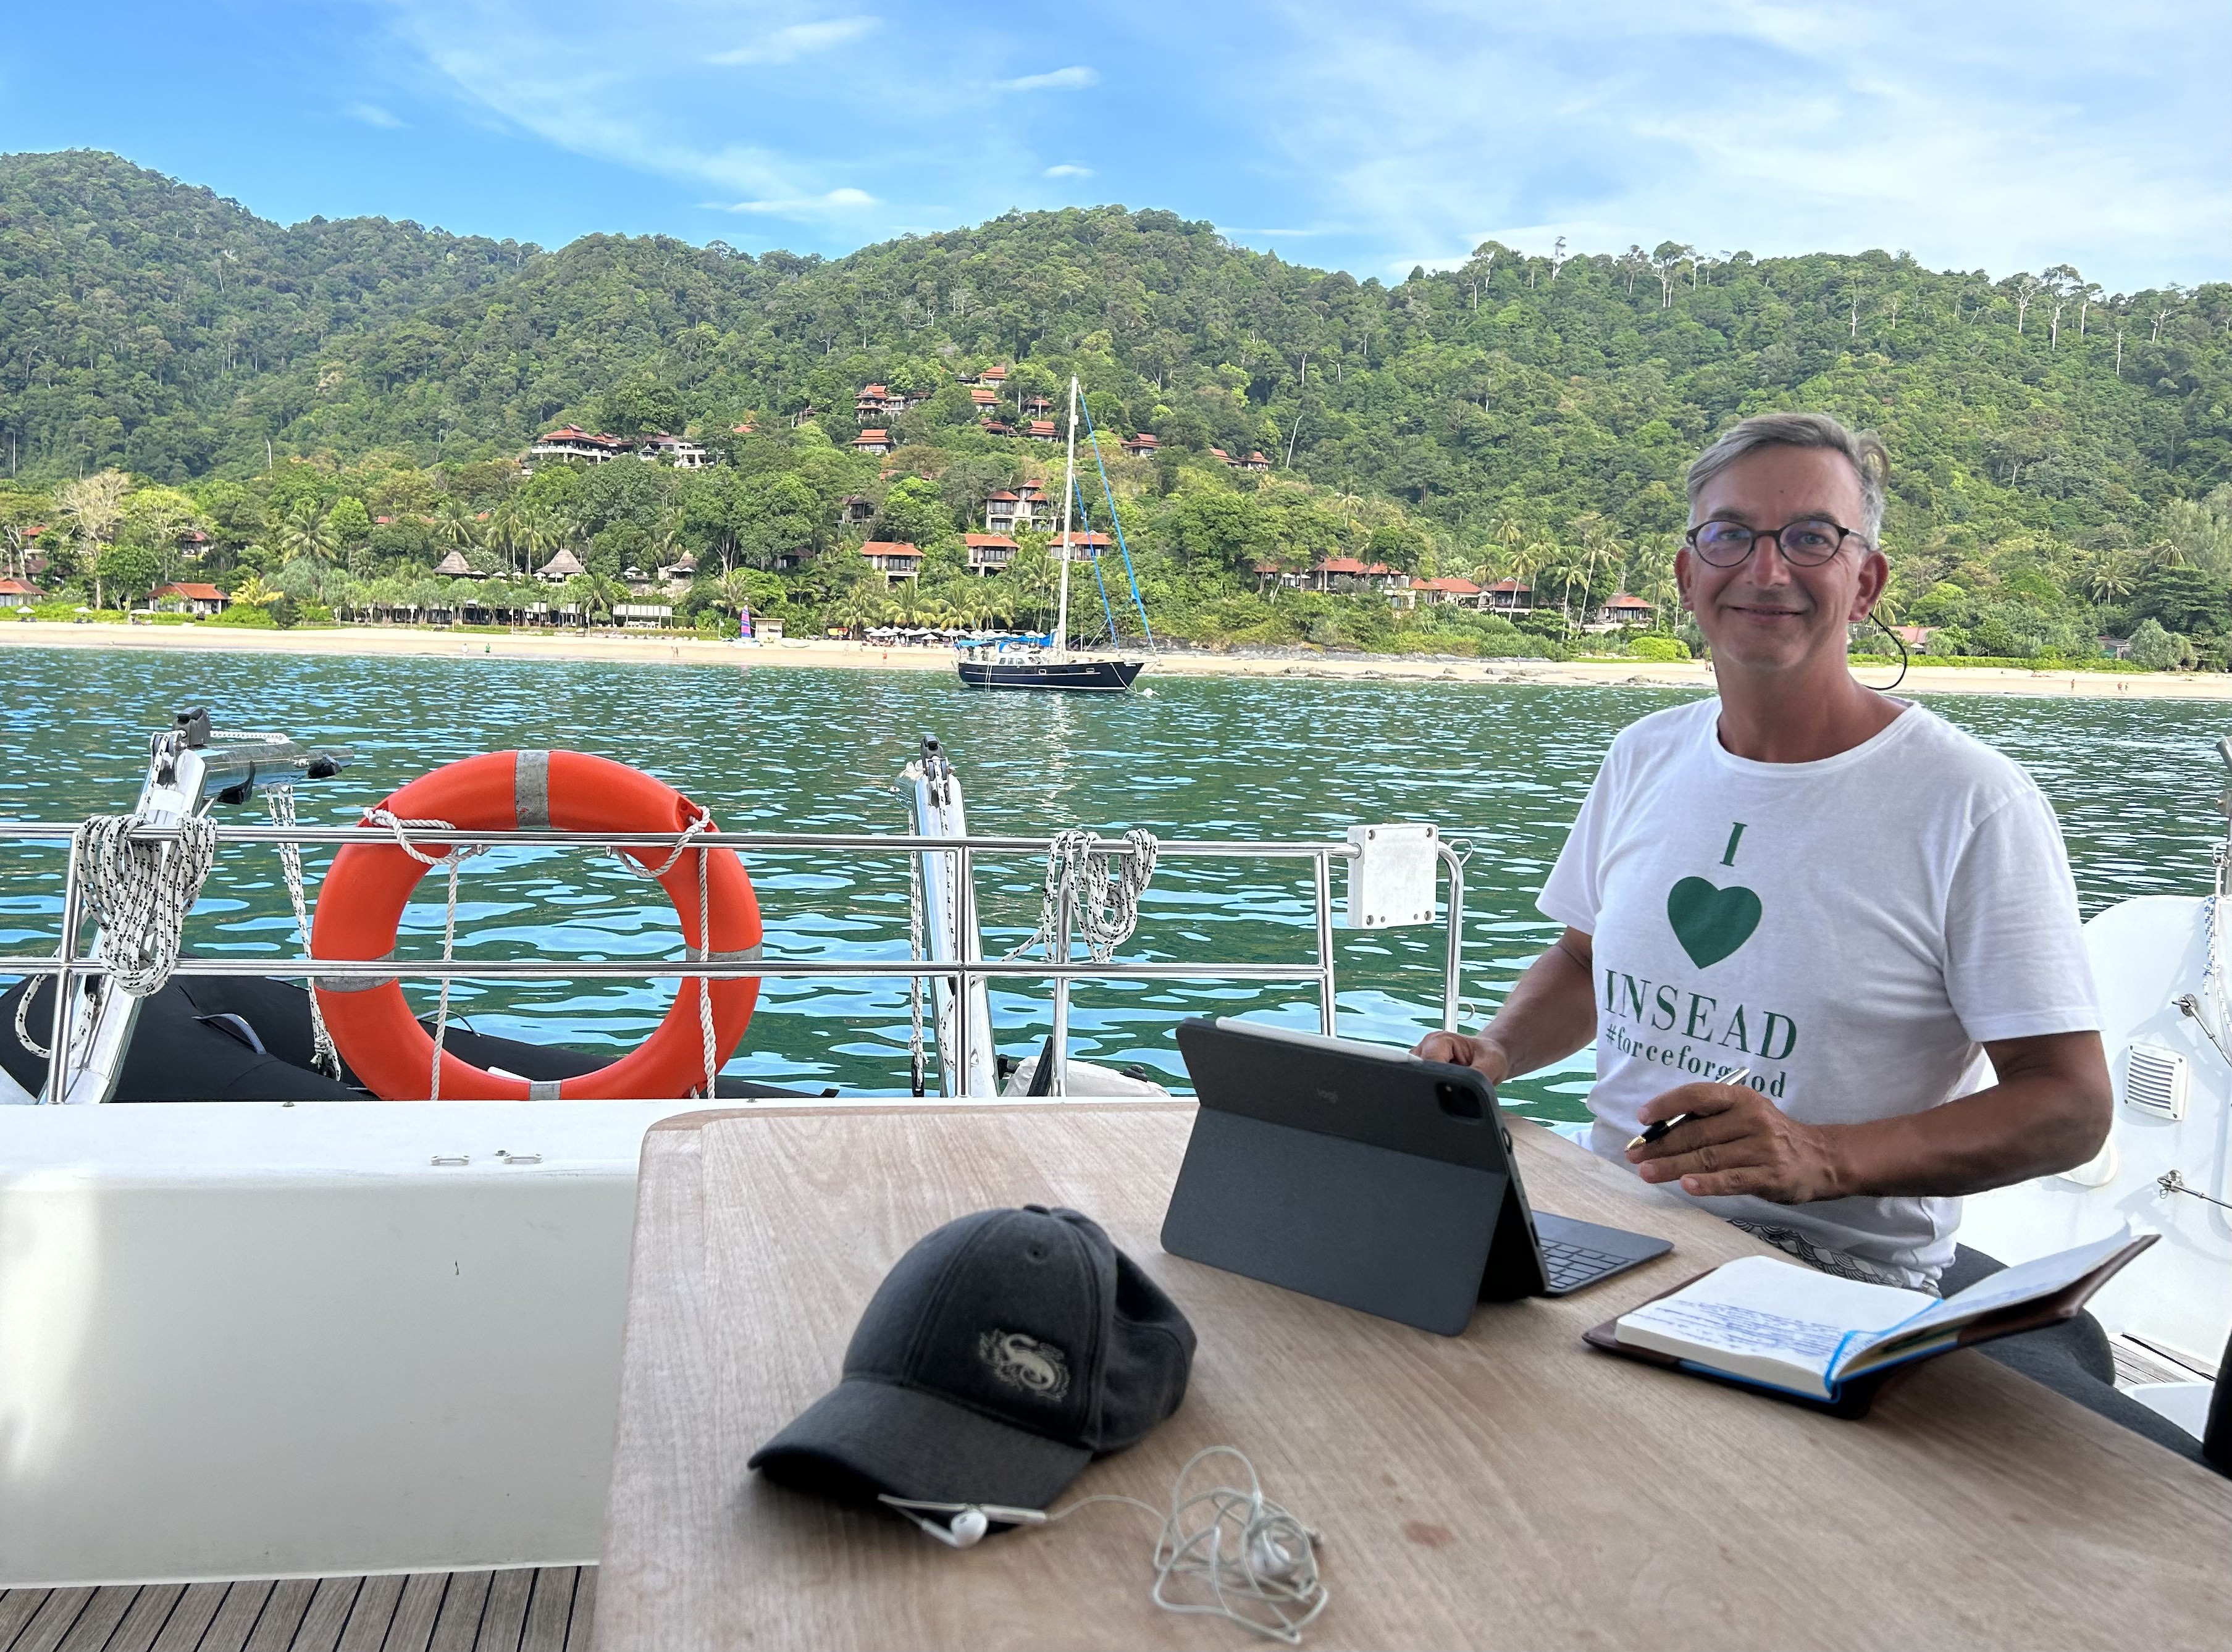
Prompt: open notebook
<box><xmin>1592</xmin><ymin>1230</ymin><xmax>2155</xmax><ymax>1407</ymax></box>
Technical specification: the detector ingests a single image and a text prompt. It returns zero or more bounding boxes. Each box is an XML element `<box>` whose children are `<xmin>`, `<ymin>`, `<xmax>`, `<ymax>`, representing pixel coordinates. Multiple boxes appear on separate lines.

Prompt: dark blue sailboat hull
<box><xmin>956</xmin><ymin>658</ymin><xmax>1146</xmax><ymax>693</ymax></box>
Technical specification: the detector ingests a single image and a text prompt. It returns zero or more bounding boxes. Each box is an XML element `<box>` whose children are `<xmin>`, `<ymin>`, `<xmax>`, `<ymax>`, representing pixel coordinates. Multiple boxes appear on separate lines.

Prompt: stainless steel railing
<box><xmin>0</xmin><ymin>822</ymin><xmax>1471</xmax><ymax>1101</ymax></box>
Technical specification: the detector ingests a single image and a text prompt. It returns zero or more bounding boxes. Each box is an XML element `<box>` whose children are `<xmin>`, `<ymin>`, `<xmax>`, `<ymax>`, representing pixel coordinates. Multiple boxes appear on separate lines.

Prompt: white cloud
<box><xmin>344</xmin><ymin>102</ymin><xmax>405</xmax><ymax>128</ymax></box>
<box><xmin>709</xmin><ymin>187</ymin><xmax>879</xmax><ymax>217</ymax></box>
<box><xmin>999</xmin><ymin>65</ymin><xmax>1097</xmax><ymax>91</ymax></box>
<box><xmin>1249</xmin><ymin>0</ymin><xmax>2231</xmax><ymax>290</ymax></box>
<box><xmin>1044</xmin><ymin>164</ymin><xmax>1093</xmax><ymax>178</ymax></box>
<box><xmin>707</xmin><ymin>17</ymin><xmax>878</xmax><ymax>66</ymax></box>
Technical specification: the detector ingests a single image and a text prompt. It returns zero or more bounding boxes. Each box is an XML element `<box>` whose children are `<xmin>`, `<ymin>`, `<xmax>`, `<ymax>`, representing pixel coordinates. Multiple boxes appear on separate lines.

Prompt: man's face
<box><xmin>1677</xmin><ymin>445</ymin><xmax>1887</xmax><ymax>674</ymax></box>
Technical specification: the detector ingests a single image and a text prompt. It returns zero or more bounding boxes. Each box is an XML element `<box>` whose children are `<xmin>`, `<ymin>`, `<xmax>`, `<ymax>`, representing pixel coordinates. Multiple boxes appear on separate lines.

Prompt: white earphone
<box><xmin>878</xmin><ymin>1495</ymin><xmax>1049</xmax><ymax>1548</ymax></box>
<box><xmin>878</xmin><ymin>1449</ymin><xmax>1328</xmax><ymax>1644</ymax></box>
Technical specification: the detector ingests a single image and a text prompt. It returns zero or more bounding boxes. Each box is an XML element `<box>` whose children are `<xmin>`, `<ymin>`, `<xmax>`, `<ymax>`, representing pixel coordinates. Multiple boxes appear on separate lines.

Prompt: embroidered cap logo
<box><xmin>978</xmin><ymin>1330</ymin><xmax>1071</xmax><ymax>1399</ymax></box>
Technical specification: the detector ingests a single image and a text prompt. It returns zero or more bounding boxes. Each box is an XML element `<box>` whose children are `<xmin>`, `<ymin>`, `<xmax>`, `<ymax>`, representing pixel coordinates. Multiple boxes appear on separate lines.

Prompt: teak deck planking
<box><xmin>0</xmin><ymin>1570</ymin><xmax>594</xmax><ymax>1652</ymax></box>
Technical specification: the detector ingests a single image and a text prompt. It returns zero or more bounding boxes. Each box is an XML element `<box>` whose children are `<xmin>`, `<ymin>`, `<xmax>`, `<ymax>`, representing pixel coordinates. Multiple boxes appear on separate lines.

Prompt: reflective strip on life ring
<box><xmin>311</xmin><ymin>750</ymin><xmax>761</xmax><ymax>1100</ymax></box>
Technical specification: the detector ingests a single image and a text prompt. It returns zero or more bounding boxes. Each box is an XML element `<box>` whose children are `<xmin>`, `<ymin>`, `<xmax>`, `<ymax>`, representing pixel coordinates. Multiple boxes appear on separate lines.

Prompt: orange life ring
<box><xmin>311</xmin><ymin>750</ymin><xmax>761</xmax><ymax>1100</ymax></box>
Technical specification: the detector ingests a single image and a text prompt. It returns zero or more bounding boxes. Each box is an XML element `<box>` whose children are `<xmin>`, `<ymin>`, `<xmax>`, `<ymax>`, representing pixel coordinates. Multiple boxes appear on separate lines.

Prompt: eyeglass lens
<box><xmin>1690</xmin><ymin>521</ymin><xmax>1845</xmax><ymax>567</ymax></box>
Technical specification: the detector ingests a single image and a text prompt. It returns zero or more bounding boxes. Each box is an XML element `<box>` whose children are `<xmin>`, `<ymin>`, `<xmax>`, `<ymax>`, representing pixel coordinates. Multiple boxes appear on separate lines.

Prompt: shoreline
<box><xmin>4</xmin><ymin>619</ymin><xmax>2226</xmax><ymax>699</ymax></box>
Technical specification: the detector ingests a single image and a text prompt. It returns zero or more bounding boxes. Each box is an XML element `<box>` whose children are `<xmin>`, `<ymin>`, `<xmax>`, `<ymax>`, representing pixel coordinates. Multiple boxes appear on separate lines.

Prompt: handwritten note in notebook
<box><xmin>1614</xmin><ymin>1256</ymin><xmax>1927</xmax><ymax>1399</ymax></box>
<box><xmin>1611</xmin><ymin>1230</ymin><xmax>2154</xmax><ymax>1403</ymax></box>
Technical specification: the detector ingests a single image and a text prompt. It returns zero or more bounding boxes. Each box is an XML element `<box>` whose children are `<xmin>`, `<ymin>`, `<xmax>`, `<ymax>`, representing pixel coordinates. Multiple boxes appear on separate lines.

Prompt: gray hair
<box><xmin>1685</xmin><ymin>412</ymin><xmax>1889</xmax><ymax>542</ymax></box>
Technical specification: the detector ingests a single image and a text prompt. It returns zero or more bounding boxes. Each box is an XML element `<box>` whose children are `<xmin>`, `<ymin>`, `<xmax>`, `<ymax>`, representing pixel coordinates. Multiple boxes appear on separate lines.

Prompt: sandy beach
<box><xmin>4</xmin><ymin>619</ymin><xmax>2226</xmax><ymax>700</ymax></box>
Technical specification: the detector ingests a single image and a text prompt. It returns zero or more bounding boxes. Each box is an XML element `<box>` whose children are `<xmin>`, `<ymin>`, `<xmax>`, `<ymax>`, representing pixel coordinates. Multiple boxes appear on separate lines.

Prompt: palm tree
<box><xmin>275</xmin><ymin>503</ymin><xmax>338</xmax><ymax>569</ymax></box>
<box><xmin>828</xmin><ymin>584</ymin><xmax>891</xmax><ymax>637</ymax></box>
<box><xmin>2087</xmin><ymin>553</ymin><xmax>2137</xmax><ymax>605</ymax></box>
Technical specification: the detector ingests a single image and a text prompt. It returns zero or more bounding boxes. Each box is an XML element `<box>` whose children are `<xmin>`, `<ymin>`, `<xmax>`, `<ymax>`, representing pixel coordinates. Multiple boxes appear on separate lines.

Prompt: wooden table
<box><xmin>595</xmin><ymin>1104</ymin><xmax>2232</xmax><ymax>1650</ymax></box>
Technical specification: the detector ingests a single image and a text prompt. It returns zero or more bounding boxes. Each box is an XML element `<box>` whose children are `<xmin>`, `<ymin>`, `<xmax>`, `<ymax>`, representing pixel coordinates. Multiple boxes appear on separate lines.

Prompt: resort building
<box><xmin>1306</xmin><ymin>557</ymin><xmax>1406</xmax><ymax>594</ymax></box>
<box><xmin>980</xmin><ymin>365</ymin><xmax>1008</xmax><ymax>385</ymax></box>
<box><xmin>1233</xmin><ymin>450</ymin><xmax>1272</xmax><ymax>472</ymax></box>
<box><xmin>970</xmin><ymin>387</ymin><xmax>1001</xmax><ymax>410</ymax></box>
<box><xmin>1025</xmin><ymin>420</ymin><xmax>1059</xmax><ymax>442</ymax></box>
<box><xmin>177</xmin><ymin>529</ymin><xmax>212</xmax><ymax>560</ymax></box>
<box><xmin>964</xmin><ymin>533</ymin><xmax>1020</xmax><ymax>574</ymax></box>
<box><xmin>1120</xmin><ymin>433</ymin><xmax>1159</xmax><ymax>456</ymax></box>
<box><xmin>1480</xmin><ymin>579</ymin><xmax>1534</xmax><ymax>613</ymax></box>
<box><xmin>432</xmin><ymin>550</ymin><xmax>477</xmax><ymax>579</ymax></box>
<box><xmin>1021</xmin><ymin>393</ymin><xmax>1052</xmax><ymax>417</ymax></box>
<box><xmin>980</xmin><ymin>419</ymin><xmax>1017</xmax><ymax>438</ymax></box>
<box><xmin>639</xmin><ymin>434</ymin><xmax>711</xmax><ymax>469</ymax></box>
<box><xmin>1208</xmin><ymin>447</ymin><xmax>1231</xmax><ymax>464</ymax></box>
<box><xmin>529</xmin><ymin>427</ymin><xmax>635</xmax><ymax>466</ymax></box>
<box><xmin>0</xmin><ymin>576</ymin><xmax>41</xmax><ymax>608</ymax></box>
<box><xmin>537</xmin><ymin>548</ymin><xmax>587</xmax><ymax>582</ymax></box>
<box><xmin>860</xmin><ymin>541</ymin><xmax>922</xmax><ymax>583</ymax></box>
<box><xmin>1411</xmin><ymin>576</ymin><xmax>1485</xmax><ymax>608</ymax></box>
<box><xmin>984</xmin><ymin>484</ymin><xmax>1057</xmax><ymax>537</ymax></box>
<box><xmin>612</xmin><ymin>602</ymin><xmax>676</xmax><ymax>628</ymax></box>
<box><xmin>836</xmin><ymin>495</ymin><xmax>877</xmax><ymax>527</ymax></box>
<box><xmin>1593</xmin><ymin>593</ymin><xmax>1656</xmax><ymax>627</ymax></box>
<box><xmin>853</xmin><ymin>429</ymin><xmax>894</xmax><ymax>455</ymax></box>
<box><xmin>151</xmin><ymin>582</ymin><xmax>229</xmax><ymax>617</ymax></box>
<box><xmin>1058</xmin><ymin>530</ymin><xmax>1114</xmax><ymax>561</ymax></box>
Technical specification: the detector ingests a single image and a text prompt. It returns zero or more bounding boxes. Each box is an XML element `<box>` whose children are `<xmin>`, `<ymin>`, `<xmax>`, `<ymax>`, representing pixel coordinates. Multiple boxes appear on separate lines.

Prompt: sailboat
<box><xmin>957</xmin><ymin>376</ymin><xmax>1149</xmax><ymax>693</ymax></box>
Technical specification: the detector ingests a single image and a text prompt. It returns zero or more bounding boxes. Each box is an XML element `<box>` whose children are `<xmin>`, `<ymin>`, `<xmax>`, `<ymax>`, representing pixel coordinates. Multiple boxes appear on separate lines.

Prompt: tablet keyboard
<box><xmin>1538</xmin><ymin>1235</ymin><xmax>1633</xmax><ymax>1293</ymax></box>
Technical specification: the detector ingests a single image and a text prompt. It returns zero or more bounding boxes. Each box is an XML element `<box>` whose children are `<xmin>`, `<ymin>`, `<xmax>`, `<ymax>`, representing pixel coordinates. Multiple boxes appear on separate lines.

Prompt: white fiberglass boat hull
<box><xmin>1963</xmin><ymin>895</ymin><xmax>2232</xmax><ymax>1380</ymax></box>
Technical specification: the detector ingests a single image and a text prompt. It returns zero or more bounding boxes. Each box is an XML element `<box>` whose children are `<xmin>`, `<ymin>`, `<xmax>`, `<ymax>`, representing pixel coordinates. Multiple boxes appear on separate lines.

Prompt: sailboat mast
<box><xmin>1054</xmin><ymin>375</ymin><xmax>1078</xmax><ymax>660</ymax></box>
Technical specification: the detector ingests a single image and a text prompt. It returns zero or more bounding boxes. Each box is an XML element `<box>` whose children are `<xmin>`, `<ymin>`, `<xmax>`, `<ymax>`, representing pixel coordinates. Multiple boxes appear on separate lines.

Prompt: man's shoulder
<box><xmin>1595</xmin><ymin>697</ymin><xmax>1718</xmax><ymax>784</ymax></box>
<box><xmin>1606</xmin><ymin>695</ymin><xmax>1719</xmax><ymax>758</ymax></box>
<box><xmin>1887</xmin><ymin>704</ymin><xmax>2045</xmax><ymax>810</ymax></box>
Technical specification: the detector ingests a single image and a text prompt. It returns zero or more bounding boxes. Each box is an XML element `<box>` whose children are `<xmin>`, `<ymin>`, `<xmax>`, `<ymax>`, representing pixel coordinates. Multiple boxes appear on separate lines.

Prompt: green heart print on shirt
<box><xmin>1666</xmin><ymin>876</ymin><xmax>1763</xmax><ymax>968</ymax></box>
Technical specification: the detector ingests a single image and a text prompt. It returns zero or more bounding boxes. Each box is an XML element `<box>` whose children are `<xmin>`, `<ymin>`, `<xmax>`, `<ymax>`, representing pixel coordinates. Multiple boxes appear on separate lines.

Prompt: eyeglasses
<box><xmin>1683</xmin><ymin>518</ymin><xmax>1866</xmax><ymax>568</ymax></box>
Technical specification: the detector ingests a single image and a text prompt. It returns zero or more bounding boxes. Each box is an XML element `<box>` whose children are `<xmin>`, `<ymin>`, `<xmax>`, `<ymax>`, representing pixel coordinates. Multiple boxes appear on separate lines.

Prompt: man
<box><xmin>1418</xmin><ymin>412</ymin><xmax>2109</xmax><ymax>1291</ymax></box>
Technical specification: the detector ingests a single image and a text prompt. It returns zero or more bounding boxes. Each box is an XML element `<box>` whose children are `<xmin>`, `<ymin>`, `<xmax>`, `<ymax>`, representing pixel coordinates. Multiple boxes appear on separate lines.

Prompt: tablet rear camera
<box><xmin>1435</xmin><ymin>1081</ymin><xmax>1484</xmax><ymax>1121</ymax></box>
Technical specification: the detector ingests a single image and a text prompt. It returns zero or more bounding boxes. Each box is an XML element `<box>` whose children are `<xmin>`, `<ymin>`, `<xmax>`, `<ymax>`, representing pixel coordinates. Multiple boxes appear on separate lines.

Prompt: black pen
<box><xmin>1627</xmin><ymin>1067</ymin><xmax>1751</xmax><ymax>1151</ymax></box>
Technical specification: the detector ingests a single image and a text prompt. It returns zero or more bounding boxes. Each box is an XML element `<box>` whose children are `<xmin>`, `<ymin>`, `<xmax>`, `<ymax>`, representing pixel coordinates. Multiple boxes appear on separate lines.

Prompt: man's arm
<box><xmin>1628</xmin><ymin>1029</ymin><xmax>2112</xmax><ymax>1201</ymax></box>
<box><xmin>1413</xmin><ymin>927</ymin><xmax>1598</xmax><ymax>1086</ymax></box>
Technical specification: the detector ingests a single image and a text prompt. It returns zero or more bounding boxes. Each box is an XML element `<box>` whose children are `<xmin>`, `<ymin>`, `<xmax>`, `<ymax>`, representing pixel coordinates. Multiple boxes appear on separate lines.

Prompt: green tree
<box><xmin>2128</xmin><ymin>618</ymin><xmax>2185</xmax><ymax>671</ymax></box>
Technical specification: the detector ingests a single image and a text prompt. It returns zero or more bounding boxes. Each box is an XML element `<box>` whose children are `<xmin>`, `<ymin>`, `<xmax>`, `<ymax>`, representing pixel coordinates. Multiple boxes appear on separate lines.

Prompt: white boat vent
<box><xmin>2123</xmin><ymin>1043</ymin><xmax>2188</xmax><ymax>1122</ymax></box>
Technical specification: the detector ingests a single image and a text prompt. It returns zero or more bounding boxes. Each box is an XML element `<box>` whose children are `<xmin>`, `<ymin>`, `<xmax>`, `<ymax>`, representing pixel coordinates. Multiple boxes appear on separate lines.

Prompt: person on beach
<box><xmin>1416</xmin><ymin>411</ymin><xmax>2110</xmax><ymax>1294</ymax></box>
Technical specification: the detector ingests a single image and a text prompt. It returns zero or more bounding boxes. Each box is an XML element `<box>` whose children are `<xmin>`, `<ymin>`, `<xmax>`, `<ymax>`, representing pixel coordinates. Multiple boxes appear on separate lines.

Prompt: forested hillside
<box><xmin>3</xmin><ymin>149</ymin><xmax>2230</xmax><ymax>663</ymax></box>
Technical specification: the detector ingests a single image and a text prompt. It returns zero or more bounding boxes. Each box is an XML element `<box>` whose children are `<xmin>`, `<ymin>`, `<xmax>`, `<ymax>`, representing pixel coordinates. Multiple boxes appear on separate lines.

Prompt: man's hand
<box><xmin>1412</xmin><ymin>1031</ymin><xmax>1511</xmax><ymax>1087</ymax></box>
<box><xmin>1627</xmin><ymin>1082</ymin><xmax>1847</xmax><ymax>1202</ymax></box>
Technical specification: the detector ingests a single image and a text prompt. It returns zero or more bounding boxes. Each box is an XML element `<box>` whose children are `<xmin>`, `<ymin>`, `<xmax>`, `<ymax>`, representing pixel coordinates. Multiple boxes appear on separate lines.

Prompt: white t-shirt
<box><xmin>1537</xmin><ymin>697</ymin><xmax>2099</xmax><ymax>1289</ymax></box>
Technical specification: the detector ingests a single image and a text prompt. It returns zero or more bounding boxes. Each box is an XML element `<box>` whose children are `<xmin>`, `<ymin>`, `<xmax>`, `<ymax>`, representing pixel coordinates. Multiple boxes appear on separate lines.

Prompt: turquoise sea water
<box><xmin>1</xmin><ymin>645</ymin><xmax>2227</xmax><ymax>1112</ymax></box>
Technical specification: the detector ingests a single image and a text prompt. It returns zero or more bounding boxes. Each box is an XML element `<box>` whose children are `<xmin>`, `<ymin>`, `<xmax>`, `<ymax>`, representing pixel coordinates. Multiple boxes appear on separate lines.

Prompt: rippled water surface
<box><xmin>2</xmin><ymin>645</ymin><xmax>2226</xmax><ymax>1115</ymax></box>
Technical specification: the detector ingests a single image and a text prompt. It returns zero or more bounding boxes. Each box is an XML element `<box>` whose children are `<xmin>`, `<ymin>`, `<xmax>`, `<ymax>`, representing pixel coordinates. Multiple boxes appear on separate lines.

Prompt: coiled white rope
<box><xmin>367</xmin><ymin>808</ymin><xmax>484</xmax><ymax>1101</ymax></box>
<box><xmin>1009</xmin><ymin>828</ymin><xmax>1159</xmax><ymax>963</ymax></box>
<box><xmin>267</xmin><ymin>787</ymin><xmax>341</xmax><ymax>1078</ymax></box>
<box><xmin>75</xmin><ymin>813</ymin><xmax>220</xmax><ymax>998</ymax></box>
<box><xmin>608</xmin><ymin>808</ymin><xmax>720</xmax><ymax>1098</ymax></box>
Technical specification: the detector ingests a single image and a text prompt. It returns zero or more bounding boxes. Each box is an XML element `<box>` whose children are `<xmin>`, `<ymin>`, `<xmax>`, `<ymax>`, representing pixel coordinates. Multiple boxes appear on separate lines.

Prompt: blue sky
<box><xmin>3</xmin><ymin>0</ymin><xmax>2223</xmax><ymax>292</ymax></box>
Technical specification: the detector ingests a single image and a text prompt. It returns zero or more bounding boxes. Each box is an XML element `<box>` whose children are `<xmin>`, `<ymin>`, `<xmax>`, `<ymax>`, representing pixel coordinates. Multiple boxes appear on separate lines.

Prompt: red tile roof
<box><xmin>1025</xmin><ymin>420</ymin><xmax>1057</xmax><ymax>438</ymax></box>
<box><xmin>854</xmin><ymin>429</ymin><xmax>891</xmax><ymax>443</ymax></box>
<box><xmin>986</xmin><ymin>490</ymin><xmax>1020</xmax><ymax>502</ymax></box>
<box><xmin>1314</xmin><ymin>556</ymin><xmax>1369</xmax><ymax>574</ymax></box>
<box><xmin>1060</xmin><ymin>531</ymin><xmax>1114</xmax><ymax>548</ymax></box>
<box><xmin>1209</xmin><ymin>447</ymin><xmax>1230</xmax><ymax>461</ymax></box>
<box><xmin>860</xmin><ymin>540</ymin><xmax>921</xmax><ymax>558</ymax></box>
<box><xmin>1416</xmin><ymin>576</ymin><xmax>1483</xmax><ymax>593</ymax></box>
<box><xmin>963</xmin><ymin>534</ymin><xmax>1020</xmax><ymax>548</ymax></box>
<box><xmin>970</xmin><ymin>387</ymin><xmax>999</xmax><ymax>405</ymax></box>
<box><xmin>156</xmin><ymin>582</ymin><xmax>226</xmax><ymax>602</ymax></box>
<box><xmin>1603</xmin><ymin>592</ymin><xmax>1655</xmax><ymax>609</ymax></box>
<box><xmin>0</xmin><ymin>577</ymin><xmax>38</xmax><ymax>595</ymax></box>
<box><xmin>859</xmin><ymin>384</ymin><xmax>889</xmax><ymax>397</ymax></box>
<box><xmin>981</xmin><ymin>365</ymin><xmax>1008</xmax><ymax>380</ymax></box>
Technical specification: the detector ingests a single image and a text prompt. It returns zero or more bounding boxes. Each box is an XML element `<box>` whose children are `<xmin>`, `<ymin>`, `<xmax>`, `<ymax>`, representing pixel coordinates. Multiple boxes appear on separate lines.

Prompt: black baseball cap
<box><xmin>749</xmin><ymin>1205</ymin><xmax>1196</xmax><ymax>1509</ymax></box>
